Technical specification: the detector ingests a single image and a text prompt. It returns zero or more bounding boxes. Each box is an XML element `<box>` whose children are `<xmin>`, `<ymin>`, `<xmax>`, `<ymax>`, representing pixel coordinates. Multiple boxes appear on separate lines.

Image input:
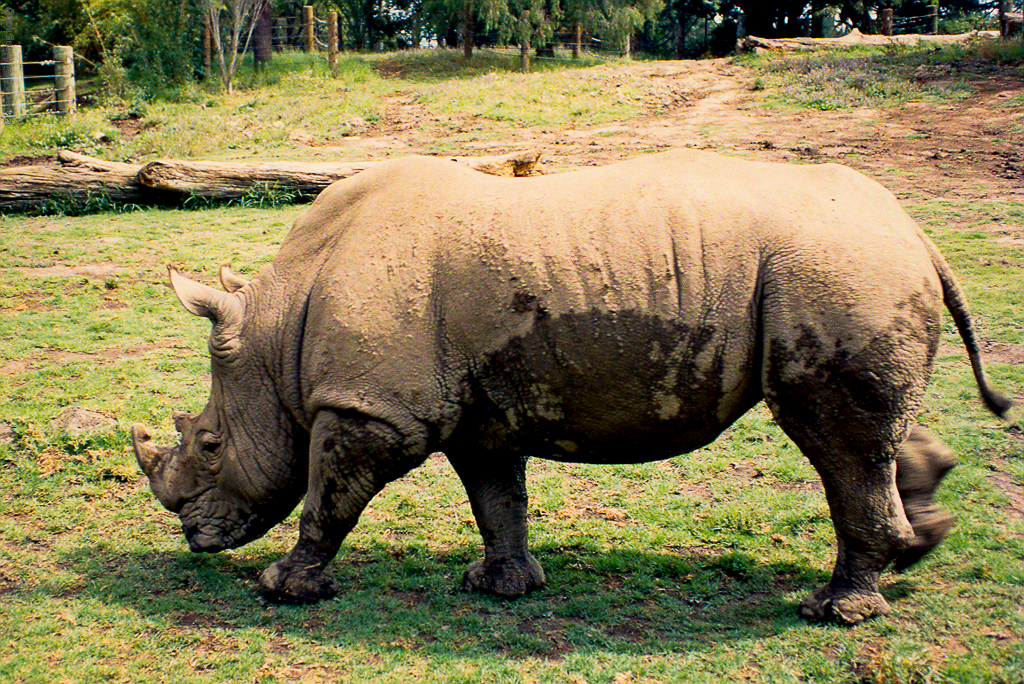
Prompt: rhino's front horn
<box><xmin>218</xmin><ymin>262</ymin><xmax>250</xmax><ymax>293</ymax></box>
<box><xmin>168</xmin><ymin>266</ymin><xmax>243</xmax><ymax>328</ymax></box>
<box><xmin>131</xmin><ymin>423</ymin><xmax>171</xmax><ymax>479</ymax></box>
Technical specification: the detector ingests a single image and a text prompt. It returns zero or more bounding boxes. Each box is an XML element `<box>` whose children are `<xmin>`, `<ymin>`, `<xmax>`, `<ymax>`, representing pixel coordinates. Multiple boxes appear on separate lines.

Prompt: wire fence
<box><xmin>267</xmin><ymin>14</ymin><xmax>335</xmax><ymax>52</ymax></box>
<box><xmin>1</xmin><ymin>45</ymin><xmax>76</xmax><ymax>122</ymax></box>
<box><xmin>890</xmin><ymin>13</ymin><xmax>941</xmax><ymax>35</ymax></box>
<box><xmin>260</xmin><ymin>11</ymin><xmax>616</xmax><ymax>59</ymax></box>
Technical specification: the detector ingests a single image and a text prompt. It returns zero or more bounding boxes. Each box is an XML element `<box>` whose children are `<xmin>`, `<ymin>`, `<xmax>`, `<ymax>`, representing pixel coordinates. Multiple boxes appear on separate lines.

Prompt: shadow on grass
<box><xmin>19</xmin><ymin>540</ymin><xmax>876</xmax><ymax>659</ymax></box>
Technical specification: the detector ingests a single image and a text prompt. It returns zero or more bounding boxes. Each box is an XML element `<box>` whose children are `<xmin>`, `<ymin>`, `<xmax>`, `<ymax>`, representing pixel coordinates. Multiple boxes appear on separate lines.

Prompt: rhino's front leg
<box><xmin>260</xmin><ymin>409</ymin><xmax>425</xmax><ymax>604</ymax></box>
<box><xmin>447</xmin><ymin>450</ymin><xmax>546</xmax><ymax>597</ymax></box>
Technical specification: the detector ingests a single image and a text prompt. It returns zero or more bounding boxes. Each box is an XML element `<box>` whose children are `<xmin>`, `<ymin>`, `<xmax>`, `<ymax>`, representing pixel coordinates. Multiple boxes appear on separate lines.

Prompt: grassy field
<box><xmin>1</xmin><ymin>47</ymin><xmax>1023</xmax><ymax>683</ymax></box>
<box><xmin>0</xmin><ymin>50</ymin><xmax>649</xmax><ymax>168</ymax></box>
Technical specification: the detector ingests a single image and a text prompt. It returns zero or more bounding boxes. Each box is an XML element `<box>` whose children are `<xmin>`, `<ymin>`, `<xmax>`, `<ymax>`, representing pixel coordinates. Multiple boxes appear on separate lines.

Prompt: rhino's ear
<box><xmin>168</xmin><ymin>266</ymin><xmax>243</xmax><ymax>328</ymax></box>
<box><xmin>218</xmin><ymin>262</ymin><xmax>250</xmax><ymax>293</ymax></box>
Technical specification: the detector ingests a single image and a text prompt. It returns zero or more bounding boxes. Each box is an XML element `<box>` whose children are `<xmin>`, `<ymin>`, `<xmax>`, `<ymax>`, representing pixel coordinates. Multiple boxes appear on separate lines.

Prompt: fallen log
<box><xmin>742</xmin><ymin>28</ymin><xmax>1000</xmax><ymax>52</ymax></box>
<box><xmin>135</xmin><ymin>158</ymin><xmax>380</xmax><ymax>197</ymax></box>
<box><xmin>0</xmin><ymin>148</ymin><xmax>543</xmax><ymax>212</ymax></box>
<box><xmin>0</xmin><ymin>151</ymin><xmax>155</xmax><ymax>210</ymax></box>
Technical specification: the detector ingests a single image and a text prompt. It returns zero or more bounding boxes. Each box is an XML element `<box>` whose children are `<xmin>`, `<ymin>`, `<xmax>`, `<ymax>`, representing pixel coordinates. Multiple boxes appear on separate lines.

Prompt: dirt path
<box><xmin>369</xmin><ymin>57</ymin><xmax>1024</xmax><ymax>204</ymax></box>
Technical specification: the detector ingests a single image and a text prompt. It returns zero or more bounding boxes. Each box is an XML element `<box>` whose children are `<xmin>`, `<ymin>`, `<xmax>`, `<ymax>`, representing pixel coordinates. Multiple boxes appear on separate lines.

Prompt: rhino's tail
<box><xmin>922</xmin><ymin>234</ymin><xmax>1013</xmax><ymax>418</ymax></box>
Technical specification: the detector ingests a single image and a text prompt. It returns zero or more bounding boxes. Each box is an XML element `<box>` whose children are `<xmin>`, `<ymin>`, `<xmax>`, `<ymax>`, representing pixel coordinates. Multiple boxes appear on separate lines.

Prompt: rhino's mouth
<box><xmin>179</xmin><ymin>494</ymin><xmax>265</xmax><ymax>552</ymax></box>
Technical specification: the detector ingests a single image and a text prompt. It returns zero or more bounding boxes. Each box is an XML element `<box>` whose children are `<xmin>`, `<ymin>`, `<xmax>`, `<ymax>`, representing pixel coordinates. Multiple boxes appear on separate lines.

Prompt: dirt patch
<box><xmin>513</xmin><ymin>617</ymin><xmax>576</xmax><ymax>660</ymax></box>
<box><xmin>938</xmin><ymin>340</ymin><xmax>1024</xmax><ymax>365</ymax></box>
<box><xmin>988</xmin><ymin>457</ymin><xmax>1024</xmax><ymax>522</ymax></box>
<box><xmin>12</xmin><ymin>263</ymin><xmax>126</xmax><ymax>280</ymax></box>
<box><xmin>51</xmin><ymin>407</ymin><xmax>118</xmax><ymax>436</ymax></box>
<box><xmin>0</xmin><ymin>155</ymin><xmax>55</xmax><ymax>169</ymax></box>
<box><xmin>109</xmin><ymin>114</ymin><xmax>154</xmax><ymax>140</ymax></box>
<box><xmin>175</xmin><ymin>611</ymin><xmax>240</xmax><ymax>630</ymax></box>
<box><xmin>606</xmin><ymin>620</ymin><xmax>650</xmax><ymax>643</ymax></box>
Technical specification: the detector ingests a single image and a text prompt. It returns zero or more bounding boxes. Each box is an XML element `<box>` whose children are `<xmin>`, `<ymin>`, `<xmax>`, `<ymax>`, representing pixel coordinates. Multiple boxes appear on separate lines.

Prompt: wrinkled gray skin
<box><xmin>132</xmin><ymin>150</ymin><xmax>1012</xmax><ymax>625</ymax></box>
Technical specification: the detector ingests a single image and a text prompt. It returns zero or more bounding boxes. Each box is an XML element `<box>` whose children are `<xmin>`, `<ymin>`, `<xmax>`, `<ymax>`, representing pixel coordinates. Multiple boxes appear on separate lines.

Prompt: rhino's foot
<box><xmin>259</xmin><ymin>559</ymin><xmax>338</xmax><ymax>605</ymax></box>
<box><xmin>463</xmin><ymin>555</ymin><xmax>546</xmax><ymax>598</ymax></box>
<box><xmin>799</xmin><ymin>585</ymin><xmax>890</xmax><ymax>625</ymax></box>
<box><xmin>893</xmin><ymin>504</ymin><xmax>955</xmax><ymax>572</ymax></box>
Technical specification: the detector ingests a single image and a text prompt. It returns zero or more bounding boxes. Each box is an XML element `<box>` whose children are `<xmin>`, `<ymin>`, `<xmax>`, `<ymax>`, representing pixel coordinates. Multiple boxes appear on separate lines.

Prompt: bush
<box><xmin>939</xmin><ymin>11</ymin><xmax>999</xmax><ymax>35</ymax></box>
<box><xmin>76</xmin><ymin>0</ymin><xmax>202</xmax><ymax>99</ymax></box>
<box><xmin>973</xmin><ymin>37</ymin><xmax>1024</xmax><ymax>64</ymax></box>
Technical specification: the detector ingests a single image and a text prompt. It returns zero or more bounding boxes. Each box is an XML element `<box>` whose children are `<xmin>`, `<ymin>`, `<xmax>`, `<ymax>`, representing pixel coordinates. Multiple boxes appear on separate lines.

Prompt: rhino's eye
<box><xmin>197</xmin><ymin>433</ymin><xmax>221</xmax><ymax>458</ymax></box>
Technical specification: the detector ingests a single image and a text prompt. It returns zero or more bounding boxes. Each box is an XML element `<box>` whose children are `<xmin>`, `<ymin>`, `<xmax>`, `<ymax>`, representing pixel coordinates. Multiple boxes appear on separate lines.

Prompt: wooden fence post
<box><xmin>1</xmin><ymin>44</ymin><xmax>25</xmax><ymax>119</ymax></box>
<box><xmin>880</xmin><ymin>8</ymin><xmax>893</xmax><ymax>36</ymax></box>
<box><xmin>303</xmin><ymin>6</ymin><xmax>315</xmax><ymax>52</ymax></box>
<box><xmin>931</xmin><ymin>4</ymin><xmax>939</xmax><ymax>35</ymax></box>
<box><xmin>328</xmin><ymin>11</ymin><xmax>338</xmax><ymax>73</ymax></box>
<box><xmin>53</xmin><ymin>46</ymin><xmax>76</xmax><ymax>117</ymax></box>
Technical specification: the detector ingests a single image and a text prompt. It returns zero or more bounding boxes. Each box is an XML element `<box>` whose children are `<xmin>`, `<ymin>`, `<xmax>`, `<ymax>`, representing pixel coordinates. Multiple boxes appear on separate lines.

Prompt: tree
<box><xmin>562</xmin><ymin>0</ymin><xmax>601</xmax><ymax>58</ymax></box>
<box><xmin>503</xmin><ymin>0</ymin><xmax>555</xmax><ymax>69</ymax></box>
<box><xmin>202</xmin><ymin>0</ymin><xmax>265</xmax><ymax>94</ymax></box>
<box><xmin>253</xmin><ymin>0</ymin><xmax>272</xmax><ymax>68</ymax></box>
<box><xmin>661</xmin><ymin>0</ymin><xmax>716</xmax><ymax>59</ymax></box>
<box><xmin>602</xmin><ymin>0</ymin><xmax>664</xmax><ymax>56</ymax></box>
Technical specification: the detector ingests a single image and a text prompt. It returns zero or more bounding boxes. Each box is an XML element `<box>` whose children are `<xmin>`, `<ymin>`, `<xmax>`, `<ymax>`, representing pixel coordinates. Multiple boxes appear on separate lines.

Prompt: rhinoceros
<box><xmin>132</xmin><ymin>150</ymin><xmax>1011</xmax><ymax>625</ymax></box>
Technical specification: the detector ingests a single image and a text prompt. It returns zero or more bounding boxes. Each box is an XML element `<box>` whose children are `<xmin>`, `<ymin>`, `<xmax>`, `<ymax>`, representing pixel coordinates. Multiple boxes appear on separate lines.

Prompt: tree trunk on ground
<box><xmin>742</xmin><ymin>29</ymin><xmax>996</xmax><ymax>52</ymax></box>
<box><xmin>0</xmin><ymin>150</ymin><xmax>545</xmax><ymax>212</ymax></box>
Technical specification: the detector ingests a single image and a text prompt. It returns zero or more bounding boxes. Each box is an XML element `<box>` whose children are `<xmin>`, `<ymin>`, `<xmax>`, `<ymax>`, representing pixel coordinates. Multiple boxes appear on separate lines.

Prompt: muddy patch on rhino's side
<box><xmin>467</xmin><ymin>310</ymin><xmax>754</xmax><ymax>464</ymax></box>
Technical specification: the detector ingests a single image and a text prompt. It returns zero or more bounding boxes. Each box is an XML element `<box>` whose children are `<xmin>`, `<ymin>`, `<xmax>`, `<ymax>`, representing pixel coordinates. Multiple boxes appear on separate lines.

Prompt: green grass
<box><xmin>738</xmin><ymin>44</ymin><xmax>990</xmax><ymax>111</ymax></box>
<box><xmin>0</xmin><ymin>49</ymin><xmax>642</xmax><ymax>168</ymax></box>
<box><xmin>414</xmin><ymin>67</ymin><xmax>648</xmax><ymax>128</ymax></box>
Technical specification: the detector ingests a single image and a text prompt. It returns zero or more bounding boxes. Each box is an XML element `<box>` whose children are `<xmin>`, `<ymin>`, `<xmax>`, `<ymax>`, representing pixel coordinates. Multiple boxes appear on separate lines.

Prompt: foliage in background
<box><xmin>0</xmin><ymin>0</ymin><xmax>87</xmax><ymax>64</ymax></box>
<box><xmin>2</xmin><ymin>0</ymin><xmax>1021</xmax><ymax>97</ymax></box>
<box><xmin>72</xmin><ymin>0</ymin><xmax>200</xmax><ymax>99</ymax></box>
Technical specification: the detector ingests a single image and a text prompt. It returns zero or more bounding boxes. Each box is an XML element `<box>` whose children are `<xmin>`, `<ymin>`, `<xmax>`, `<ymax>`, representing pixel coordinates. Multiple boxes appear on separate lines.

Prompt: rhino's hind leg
<box><xmin>260</xmin><ymin>409</ymin><xmax>426</xmax><ymax>604</ymax></box>
<box><xmin>892</xmin><ymin>425</ymin><xmax>956</xmax><ymax>572</ymax></box>
<box><xmin>794</xmin><ymin>449</ymin><xmax>914</xmax><ymax>625</ymax></box>
<box><xmin>447</xmin><ymin>450</ymin><xmax>546</xmax><ymax>597</ymax></box>
<box><xmin>767</xmin><ymin>390</ymin><xmax>918</xmax><ymax>624</ymax></box>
